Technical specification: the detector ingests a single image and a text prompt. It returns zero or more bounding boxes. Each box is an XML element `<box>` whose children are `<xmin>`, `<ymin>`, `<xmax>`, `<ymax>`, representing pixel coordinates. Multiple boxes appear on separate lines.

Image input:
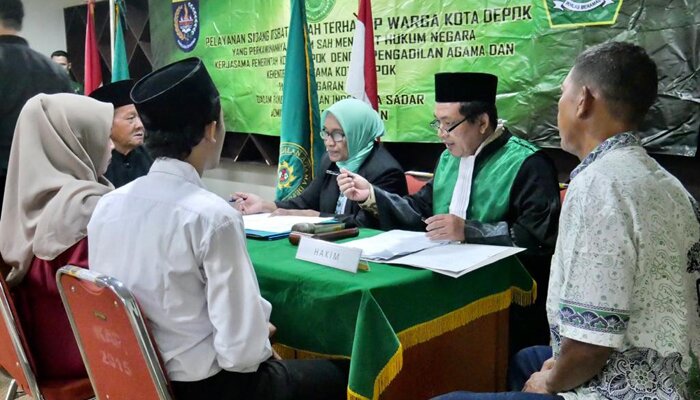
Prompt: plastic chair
<box><xmin>405</xmin><ymin>171</ymin><xmax>433</xmax><ymax>195</ymax></box>
<box><xmin>559</xmin><ymin>183</ymin><xmax>568</xmax><ymax>204</ymax></box>
<box><xmin>0</xmin><ymin>269</ymin><xmax>93</xmax><ymax>400</ymax></box>
<box><xmin>56</xmin><ymin>265</ymin><xmax>173</xmax><ymax>400</ymax></box>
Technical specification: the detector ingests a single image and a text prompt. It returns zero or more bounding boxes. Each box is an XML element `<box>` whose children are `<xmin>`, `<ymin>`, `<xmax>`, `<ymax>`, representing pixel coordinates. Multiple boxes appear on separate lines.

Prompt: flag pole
<box><xmin>109</xmin><ymin>0</ymin><xmax>115</xmax><ymax>73</ymax></box>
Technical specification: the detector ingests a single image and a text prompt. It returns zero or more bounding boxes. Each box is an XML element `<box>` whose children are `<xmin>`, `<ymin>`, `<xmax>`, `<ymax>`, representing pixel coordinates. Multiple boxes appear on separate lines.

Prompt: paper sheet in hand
<box><xmin>340</xmin><ymin>230</ymin><xmax>447</xmax><ymax>260</ymax></box>
<box><xmin>242</xmin><ymin>213</ymin><xmax>332</xmax><ymax>239</ymax></box>
<box><xmin>385</xmin><ymin>244</ymin><xmax>525</xmax><ymax>278</ymax></box>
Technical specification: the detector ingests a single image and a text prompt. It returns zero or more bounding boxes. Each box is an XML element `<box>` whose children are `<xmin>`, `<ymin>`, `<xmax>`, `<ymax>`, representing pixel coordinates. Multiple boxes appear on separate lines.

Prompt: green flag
<box><xmin>275</xmin><ymin>0</ymin><xmax>324</xmax><ymax>201</ymax></box>
<box><xmin>111</xmin><ymin>0</ymin><xmax>130</xmax><ymax>82</ymax></box>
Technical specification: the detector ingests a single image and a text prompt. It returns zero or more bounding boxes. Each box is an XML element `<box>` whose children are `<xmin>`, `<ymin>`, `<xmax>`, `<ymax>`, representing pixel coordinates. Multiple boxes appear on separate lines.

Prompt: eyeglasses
<box><xmin>320</xmin><ymin>128</ymin><xmax>346</xmax><ymax>142</ymax></box>
<box><xmin>429</xmin><ymin>117</ymin><xmax>468</xmax><ymax>134</ymax></box>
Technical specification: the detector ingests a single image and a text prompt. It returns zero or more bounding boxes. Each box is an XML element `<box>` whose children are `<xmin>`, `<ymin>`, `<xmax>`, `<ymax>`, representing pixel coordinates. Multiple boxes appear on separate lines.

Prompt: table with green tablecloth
<box><xmin>247</xmin><ymin>229</ymin><xmax>536</xmax><ymax>400</ymax></box>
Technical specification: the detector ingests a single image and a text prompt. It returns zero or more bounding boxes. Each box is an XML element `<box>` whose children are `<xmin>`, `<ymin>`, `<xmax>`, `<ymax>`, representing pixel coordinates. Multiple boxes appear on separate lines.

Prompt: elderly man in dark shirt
<box><xmin>0</xmin><ymin>0</ymin><xmax>71</xmax><ymax>213</ymax></box>
<box><xmin>90</xmin><ymin>79</ymin><xmax>153</xmax><ymax>188</ymax></box>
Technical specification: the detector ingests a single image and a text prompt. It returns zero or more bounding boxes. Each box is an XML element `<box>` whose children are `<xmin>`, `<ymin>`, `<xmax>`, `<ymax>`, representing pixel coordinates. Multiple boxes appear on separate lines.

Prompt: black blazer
<box><xmin>0</xmin><ymin>35</ymin><xmax>72</xmax><ymax>175</ymax></box>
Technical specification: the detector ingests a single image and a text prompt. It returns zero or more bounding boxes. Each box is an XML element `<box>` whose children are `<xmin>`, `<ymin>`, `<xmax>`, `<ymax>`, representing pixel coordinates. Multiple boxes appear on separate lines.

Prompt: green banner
<box><xmin>150</xmin><ymin>0</ymin><xmax>698</xmax><ymax>156</ymax></box>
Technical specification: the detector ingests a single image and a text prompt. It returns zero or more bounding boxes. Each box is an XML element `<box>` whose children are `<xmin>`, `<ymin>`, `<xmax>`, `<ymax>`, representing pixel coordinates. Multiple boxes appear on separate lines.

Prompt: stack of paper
<box><xmin>341</xmin><ymin>230</ymin><xmax>524</xmax><ymax>278</ymax></box>
<box><xmin>339</xmin><ymin>230</ymin><xmax>448</xmax><ymax>260</ymax></box>
<box><xmin>384</xmin><ymin>244</ymin><xmax>524</xmax><ymax>278</ymax></box>
<box><xmin>242</xmin><ymin>214</ymin><xmax>333</xmax><ymax>240</ymax></box>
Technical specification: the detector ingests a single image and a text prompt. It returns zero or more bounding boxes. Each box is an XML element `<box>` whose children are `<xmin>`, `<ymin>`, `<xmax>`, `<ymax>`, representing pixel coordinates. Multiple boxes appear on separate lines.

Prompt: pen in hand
<box><xmin>328</xmin><ymin>169</ymin><xmax>353</xmax><ymax>177</ymax></box>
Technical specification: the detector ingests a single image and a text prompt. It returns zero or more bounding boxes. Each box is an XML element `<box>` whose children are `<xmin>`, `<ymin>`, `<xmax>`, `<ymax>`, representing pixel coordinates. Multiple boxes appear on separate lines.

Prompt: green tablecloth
<box><xmin>247</xmin><ymin>229</ymin><xmax>536</xmax><ymax>400</ymax></box>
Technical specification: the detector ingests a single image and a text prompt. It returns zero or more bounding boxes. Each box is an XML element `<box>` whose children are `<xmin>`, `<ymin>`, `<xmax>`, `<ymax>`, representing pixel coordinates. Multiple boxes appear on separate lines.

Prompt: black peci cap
<box><xmin>434</xmin><ymin>72</ymin><xmax>498</xmax><ymax>104</ymax></box>
<box><xmin>89</xmin><ymin>79</ymin><xmax>135</xmax><ymax>108</ymax></box>
<box><xmin>130</xmin><ymin>57</ymin><xmax>220</xmax><ymax>132</ymax></box>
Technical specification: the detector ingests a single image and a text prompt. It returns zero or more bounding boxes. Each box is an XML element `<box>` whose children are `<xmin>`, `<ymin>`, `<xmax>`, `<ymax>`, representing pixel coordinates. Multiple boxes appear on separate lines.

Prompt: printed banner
<box><xmin>149</xmin><ymin>0</ymin><xmax>699</xmax><ymax>155</ymax></box>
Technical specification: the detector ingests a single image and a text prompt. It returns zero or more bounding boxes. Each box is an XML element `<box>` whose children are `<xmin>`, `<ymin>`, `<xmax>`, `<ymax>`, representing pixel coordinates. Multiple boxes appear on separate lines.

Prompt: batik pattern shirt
<box><xmin>547</xmin><ymin>132</ymin><xmax>700</xmax><ymax>400</ymax></box>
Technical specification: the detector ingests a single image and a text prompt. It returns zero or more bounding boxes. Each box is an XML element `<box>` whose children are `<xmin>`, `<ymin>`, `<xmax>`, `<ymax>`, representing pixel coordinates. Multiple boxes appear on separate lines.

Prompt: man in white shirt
<box><xmin>432</xmin><ymin>42</ymin><xmax>700</xmax><ymax>400</ymax></box>
<box><xmin>87</xmin><ymin>57</ymin><xmax>348</xmax><ymax>399</ymax></box>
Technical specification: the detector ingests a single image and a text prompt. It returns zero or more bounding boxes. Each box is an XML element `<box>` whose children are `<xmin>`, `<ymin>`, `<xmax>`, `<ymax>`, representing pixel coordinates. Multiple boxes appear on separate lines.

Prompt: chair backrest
<box><xmin>0</xmin><ymin>272</ymin><xmax>42</xmax><ymax>399</ymax></box>
<box><xmin>56</xmin><ymin>265</ymin><xmax>173</xmax><ymax>400</ymax></box>
<box><xmin>405</xmin><ymin>171</ymin><xmax>433</xmax><ymax>195</ymax></box>
<box><xmin>559</xmin><ymin>183</ymin><xmax>568</xmax><ymax>204</ymax></box>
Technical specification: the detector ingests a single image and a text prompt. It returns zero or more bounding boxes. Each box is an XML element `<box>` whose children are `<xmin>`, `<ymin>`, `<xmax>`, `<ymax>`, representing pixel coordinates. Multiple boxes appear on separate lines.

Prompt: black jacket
<box><xmin>105</xmin><ymin>147</ymin><xmax>153</xmax><ymax>188</ymax></box>
<box><xmin>0</xmin><ymin>35</ymin><xmax>72</xmax><ymax>176</ymax></box>
<box><xmin>276</xmin><ymin>144</ymin><xmax>408</xmax><ymax>228</ymax></box>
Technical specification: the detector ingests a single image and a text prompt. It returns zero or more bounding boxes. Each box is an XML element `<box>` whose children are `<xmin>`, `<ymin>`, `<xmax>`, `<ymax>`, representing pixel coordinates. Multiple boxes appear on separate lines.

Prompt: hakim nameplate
<box><xmin>296</xmin><ymin>236</ymin><xmax>362</xmax><ymax>273</ymax></box>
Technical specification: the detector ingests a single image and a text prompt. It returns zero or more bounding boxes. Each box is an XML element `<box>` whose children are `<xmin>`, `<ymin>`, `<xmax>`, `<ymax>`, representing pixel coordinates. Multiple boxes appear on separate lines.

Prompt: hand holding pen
<box><xmin>336</xmin><ymin>168</ymin><xmax>372</xmax><ymax>202</ymax></box>
<box><xmin>229</xmin><ymin>192</ymin><xmax>276</xmax><ymax>215</ymax></box>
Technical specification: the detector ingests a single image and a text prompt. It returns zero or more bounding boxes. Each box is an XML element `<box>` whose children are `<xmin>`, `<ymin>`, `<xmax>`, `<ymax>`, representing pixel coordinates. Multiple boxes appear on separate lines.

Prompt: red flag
<box><xmin>346</xmin><ymin>0</ymin><xmax>378</xmax><ymax>111</ymax></box>
<box><xmin>84</xmin><ymin>0</ymin><xmax>102</xmax><ymax>95</ymax></box>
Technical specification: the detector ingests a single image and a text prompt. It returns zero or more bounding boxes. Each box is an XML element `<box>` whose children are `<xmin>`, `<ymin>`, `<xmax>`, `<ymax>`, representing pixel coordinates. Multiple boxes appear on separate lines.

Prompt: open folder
<box><xmin>244</xmin><ymin>229</ymin><xmax>290</xmax><ymax>240</ymax></box>
<box><xmin>242</xmin><ymin>213</ymin><xmax>333</xmax><ymax>240</ymax></box>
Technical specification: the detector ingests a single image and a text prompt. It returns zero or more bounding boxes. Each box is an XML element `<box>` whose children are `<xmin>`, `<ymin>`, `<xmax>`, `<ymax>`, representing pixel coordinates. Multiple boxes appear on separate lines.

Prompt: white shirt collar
<box><xmin>149</xmin><ymin>158</ymin><xmax>205</xmax><ymax>189</ymax></box>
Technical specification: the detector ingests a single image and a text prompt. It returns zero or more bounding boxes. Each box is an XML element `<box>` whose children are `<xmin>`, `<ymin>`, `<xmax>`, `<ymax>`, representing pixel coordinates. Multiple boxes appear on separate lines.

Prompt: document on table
<box><xmin>340</xmin><ymin>230</ymin><xmax>448</xmax><ymax>260</ymax></box>
<box><xmin>384</xmin><ymin>243</ymin><xmax>525</xmax><ymax>278</ymax></box>
<box><xmin>341</xmin><ymin>229</ymin><xmax>525</xmax><ymax>278</ymax></box>
<box><xmin>242</xmin><ymin>213</ymin><xmax>333</xmax><ymax>239</ymax></box>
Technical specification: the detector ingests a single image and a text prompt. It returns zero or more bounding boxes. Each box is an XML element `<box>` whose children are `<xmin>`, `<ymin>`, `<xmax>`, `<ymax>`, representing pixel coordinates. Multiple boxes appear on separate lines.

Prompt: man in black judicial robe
<box><xmin>340</xmin><ymin>73</ymin><xmax>561</xmax><ymax>353</ymax></box>
<box><xmin>90</xmin><ymin>80</ymin><xmax>153</xmax><ymax>188</ymax></box>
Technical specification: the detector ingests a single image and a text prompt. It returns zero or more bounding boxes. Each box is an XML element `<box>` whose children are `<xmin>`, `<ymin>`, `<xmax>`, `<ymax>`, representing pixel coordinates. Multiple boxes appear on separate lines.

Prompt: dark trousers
<box><xmin>509</xmin><ymin>253</ymin><xmax>553</xmax><ymax>357</ymax></box>
<box><xmin>171</xmin><ymin>359</ymin><xmax>349</xmax><ymax>400</ymax></box>
<box><xmin>432</xmin><ymin>346</ymin><xmax>564</xmax><ymax>400</ymax></box>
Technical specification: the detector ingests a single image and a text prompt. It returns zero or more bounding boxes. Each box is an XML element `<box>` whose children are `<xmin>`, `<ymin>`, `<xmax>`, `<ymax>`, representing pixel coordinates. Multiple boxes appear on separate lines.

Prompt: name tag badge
<box><xmin>296</xmin><ymin>236</ymin><xmax>362</xmax><ymax>273</ymax></box>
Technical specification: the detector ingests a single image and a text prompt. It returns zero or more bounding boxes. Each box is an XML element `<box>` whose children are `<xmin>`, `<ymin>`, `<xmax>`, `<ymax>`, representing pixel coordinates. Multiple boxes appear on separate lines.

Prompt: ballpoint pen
<box><xmin>327</xmin><ymin>170</ymin><xmax>353</xmax><ymax>176</ymax></box>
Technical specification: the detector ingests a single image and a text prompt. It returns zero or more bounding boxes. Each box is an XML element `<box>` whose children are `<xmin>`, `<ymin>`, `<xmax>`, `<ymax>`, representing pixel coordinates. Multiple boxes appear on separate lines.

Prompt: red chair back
<box><xmin>559</xmin><ymin>183</ymin><xmax>568</xmax><ymax>204</ymax></box>
<box><xmin>0</xmin><ymin>271</ymin><xmax>41</xmax><ymax>399</ymax></box>
<box><xmin>405</xmin><ymin>172</ymin><xmax>432</xmax><ymax>195</ymax></box>
<box><xmin>57</xmin><ymin>265</ymin><xmax>173</xmax><ymax>400</ymax></box>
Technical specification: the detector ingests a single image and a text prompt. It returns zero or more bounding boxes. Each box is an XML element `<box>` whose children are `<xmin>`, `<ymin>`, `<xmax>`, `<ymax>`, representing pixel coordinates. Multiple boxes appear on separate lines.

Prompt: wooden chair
<box><xmin>56</xmin><ymin>266</ymin><xmax>173</xmax><ymax>400</ymax></box>
<box><xmin>0</xmin><ymin>269</ymin><xmax>93</xmax><ymax>400</ymax></box>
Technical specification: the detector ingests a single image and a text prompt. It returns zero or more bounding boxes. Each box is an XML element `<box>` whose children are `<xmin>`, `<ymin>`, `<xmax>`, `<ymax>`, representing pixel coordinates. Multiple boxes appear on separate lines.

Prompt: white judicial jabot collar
<box><xmin>449</xmin><ymin>121</ymin><xmax>506</xmax><ymax>218</ymax></box>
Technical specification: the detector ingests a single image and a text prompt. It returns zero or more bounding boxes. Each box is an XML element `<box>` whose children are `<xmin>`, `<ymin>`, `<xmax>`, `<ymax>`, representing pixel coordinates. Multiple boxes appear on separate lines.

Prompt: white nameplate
<box><xmin>296</xmin><ymin>237</ymin><xmax>362</xmax><ymax>273</ymax></box>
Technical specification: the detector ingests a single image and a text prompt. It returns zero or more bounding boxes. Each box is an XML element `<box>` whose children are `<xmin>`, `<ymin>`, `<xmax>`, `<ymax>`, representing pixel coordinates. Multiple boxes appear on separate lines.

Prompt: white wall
<box><xmin>20</xmin><ymin>0</ymin><xmax>86</xmax><ymax>58</ymax></box>
<box><xmin>202</xmin><ymin>160</ymin><xmax>277</xmax><ymax>201</ymax></box>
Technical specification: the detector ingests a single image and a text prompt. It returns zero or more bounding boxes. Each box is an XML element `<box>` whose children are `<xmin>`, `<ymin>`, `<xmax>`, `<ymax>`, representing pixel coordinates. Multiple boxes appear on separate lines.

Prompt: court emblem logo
<box><xmin>544</xmin><ymin>0</ymin><xmax>622</xmax><ymax>28</ymax></box>
<box><xmin>277</xmin><ymin>161</ymin><xmax>296</xmax><ymax>190</ymax></box>
<box><xmin>277</xmin><ymin>142</ymin><xmax>312</xmax><ymax>200</ymax></box>
<box><xmin>306</xmin><ymin>0</ymin><xmax>336</xmax><ymax>23</ymax></box>
<box><xmin>172</xmin><ymin>0</ymin><xmax>199</xmax><ymax>52</ymax></box>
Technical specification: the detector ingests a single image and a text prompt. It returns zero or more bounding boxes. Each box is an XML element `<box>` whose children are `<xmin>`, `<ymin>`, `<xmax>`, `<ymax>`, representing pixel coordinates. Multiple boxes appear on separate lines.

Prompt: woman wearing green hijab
<box><xmin>233</xmin><ymin>98</ymin><xmax>407</xmax><ymax>227</ymax></box>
